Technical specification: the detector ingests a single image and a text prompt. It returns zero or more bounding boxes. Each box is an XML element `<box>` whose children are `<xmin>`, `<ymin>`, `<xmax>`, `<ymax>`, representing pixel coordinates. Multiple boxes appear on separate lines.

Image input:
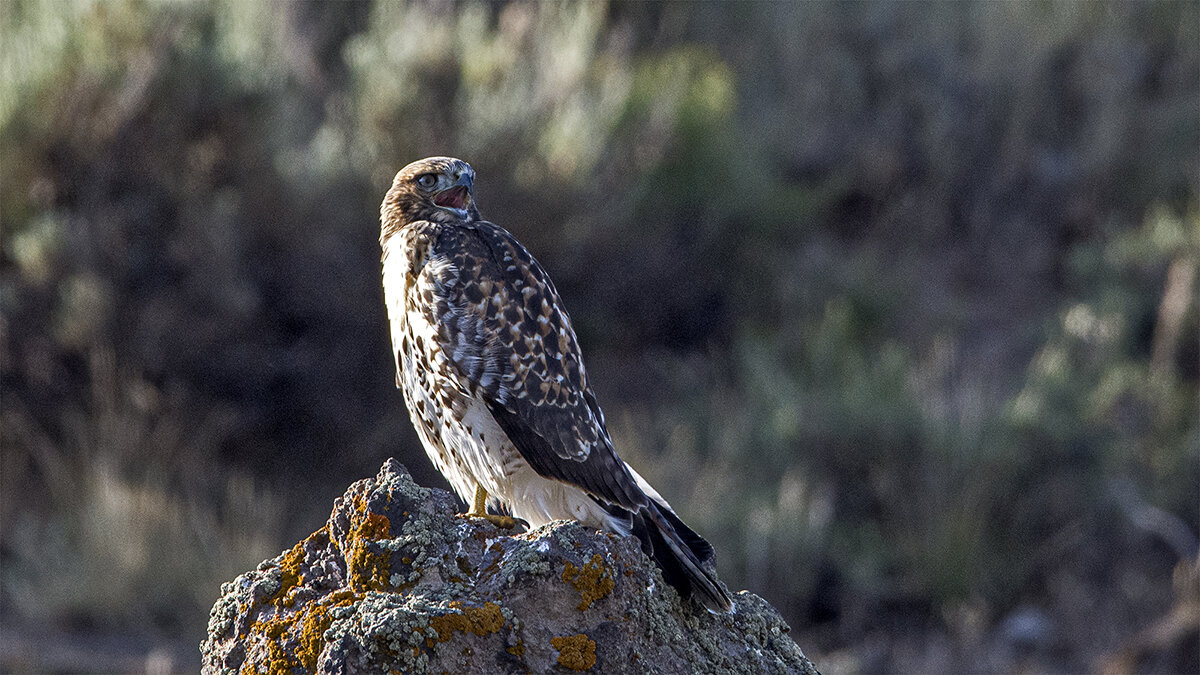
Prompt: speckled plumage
<box><xmin>379</xmin><ymin>157</ymin><xmax>731</xmax><ymax>612</ymax></box>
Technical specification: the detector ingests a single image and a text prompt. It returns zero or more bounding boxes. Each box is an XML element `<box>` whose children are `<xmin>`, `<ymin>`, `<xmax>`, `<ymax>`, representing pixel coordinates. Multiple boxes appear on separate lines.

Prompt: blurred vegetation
<box><xmin>1</xmin><ymin>1</ymin><xmax>1196</xmax><ymax>672</ymax></box>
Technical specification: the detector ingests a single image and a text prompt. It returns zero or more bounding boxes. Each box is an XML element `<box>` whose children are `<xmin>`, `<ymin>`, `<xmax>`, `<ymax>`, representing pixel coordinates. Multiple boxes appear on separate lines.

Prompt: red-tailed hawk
<box><xmin>380</xmin><ymin>157</ymin><xmax>732</xmax><ymax>612</ymax></box>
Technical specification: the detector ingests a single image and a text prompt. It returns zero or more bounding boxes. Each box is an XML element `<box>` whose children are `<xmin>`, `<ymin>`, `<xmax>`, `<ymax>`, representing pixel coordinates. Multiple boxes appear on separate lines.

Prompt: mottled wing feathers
<box><xmin>383</xmin><ymin>157</ymin><xmax>731</xmax><ymax>612</ymax></box>
<box><xmin>421</xmin><ymin>221</ymin><xmax>648</xmax><ymax>511</ymax></box>
<box><xmin>486</xmin><ymin>395</ymin><xmax>646</xmax><ymax>513</ymax></box>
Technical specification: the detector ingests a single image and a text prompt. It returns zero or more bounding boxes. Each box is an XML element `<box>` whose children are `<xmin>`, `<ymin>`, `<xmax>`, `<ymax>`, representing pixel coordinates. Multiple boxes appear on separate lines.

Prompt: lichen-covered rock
<box><xmin>200</xmin><ymin>459</ymin><xmax>819</xmax><ymax>674</ymax></box>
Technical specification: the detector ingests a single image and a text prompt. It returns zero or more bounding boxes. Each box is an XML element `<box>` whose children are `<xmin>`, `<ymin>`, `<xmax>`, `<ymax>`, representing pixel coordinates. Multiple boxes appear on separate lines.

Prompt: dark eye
<box><xmin>416</xmin><ymin>174</ymin><xmax>438</xmax><ymax>189</ymax></box>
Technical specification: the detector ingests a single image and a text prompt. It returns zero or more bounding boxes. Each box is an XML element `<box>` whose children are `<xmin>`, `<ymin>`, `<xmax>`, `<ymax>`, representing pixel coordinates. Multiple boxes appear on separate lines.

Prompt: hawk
<box><xmin>379</xmin><ymin>157</ymin><xmax>732</xmax><ymax>612</ymax></box>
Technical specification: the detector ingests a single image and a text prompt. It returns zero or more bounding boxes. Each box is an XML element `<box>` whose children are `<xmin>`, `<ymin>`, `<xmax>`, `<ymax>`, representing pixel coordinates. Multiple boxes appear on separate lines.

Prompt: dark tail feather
<box><xmin>631</xmin><ymin>502</ymin><xmax>733</xmax><ymax>612</ymax></box>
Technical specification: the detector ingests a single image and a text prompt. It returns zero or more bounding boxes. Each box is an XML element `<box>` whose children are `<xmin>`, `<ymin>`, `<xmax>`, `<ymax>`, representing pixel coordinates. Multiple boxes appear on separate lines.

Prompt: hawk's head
<box><xmin>381</xmin><ymin>157</ymin><xmax>480</xmax><ymax>236</ymax></box>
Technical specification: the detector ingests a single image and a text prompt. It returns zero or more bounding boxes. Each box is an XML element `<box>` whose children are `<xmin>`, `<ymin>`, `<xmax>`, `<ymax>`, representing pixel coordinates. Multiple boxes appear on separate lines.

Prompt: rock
<box><xmin>200</xmin><ymin>459</ymin><xmax>819</xmax><ymax>674</ymax></box>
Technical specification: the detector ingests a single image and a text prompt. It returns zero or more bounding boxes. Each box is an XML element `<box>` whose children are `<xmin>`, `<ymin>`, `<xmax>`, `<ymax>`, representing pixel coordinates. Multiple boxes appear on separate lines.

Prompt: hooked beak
<box><xmin>433</xmin><ymin>173</ymin><xmax>473</xmax><ymax>212</ymax></box>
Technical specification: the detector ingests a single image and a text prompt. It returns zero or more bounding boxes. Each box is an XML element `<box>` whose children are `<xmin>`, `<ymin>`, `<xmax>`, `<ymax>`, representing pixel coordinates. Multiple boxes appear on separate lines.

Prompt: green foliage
<box><xmin>0</xmin><ymin>1</ymin><xmax>1196</xmax><ymax>671</ymax></box>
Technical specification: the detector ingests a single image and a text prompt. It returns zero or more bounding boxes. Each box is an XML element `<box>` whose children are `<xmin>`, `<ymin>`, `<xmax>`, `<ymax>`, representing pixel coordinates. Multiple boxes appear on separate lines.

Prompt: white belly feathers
<box><xmin>381</xmin><ymin>234</ymin><xmax>626</xmax><ymax>535</ymax></box>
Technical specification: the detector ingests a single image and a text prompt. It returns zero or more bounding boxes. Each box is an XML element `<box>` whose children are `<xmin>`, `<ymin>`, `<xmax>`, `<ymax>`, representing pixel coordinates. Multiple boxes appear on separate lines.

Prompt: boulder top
<box><xmin>200</xmin><ymin>458</ymin><xmax>818</xmax><ymax>674</ymax></box>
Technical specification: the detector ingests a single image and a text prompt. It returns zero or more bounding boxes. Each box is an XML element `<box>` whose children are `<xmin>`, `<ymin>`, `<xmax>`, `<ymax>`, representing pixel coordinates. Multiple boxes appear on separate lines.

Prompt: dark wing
<box><xmin>424</xmin><ymin>221</ymin><xmax>647</xmax><ymax>511</ymax></box>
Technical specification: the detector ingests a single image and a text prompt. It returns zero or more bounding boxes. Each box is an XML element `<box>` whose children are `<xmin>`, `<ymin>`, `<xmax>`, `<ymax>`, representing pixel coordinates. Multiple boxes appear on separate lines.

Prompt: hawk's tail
<box><xmin>631</xmin><ymin>501</ymin><xmax>734</xmax><ymax>613</ymax></box>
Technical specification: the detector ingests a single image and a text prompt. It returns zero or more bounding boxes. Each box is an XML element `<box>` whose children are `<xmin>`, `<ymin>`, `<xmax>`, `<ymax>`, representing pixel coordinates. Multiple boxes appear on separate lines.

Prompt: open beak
<box><xmin>433</xmin><ymin>173</ymin><xmax>473</xmax><ymax>211</ymax></box>
<box><xmin>433</xmin><ymin>185</ymin><xmax>470</xmax><ymax>211</ymax></box>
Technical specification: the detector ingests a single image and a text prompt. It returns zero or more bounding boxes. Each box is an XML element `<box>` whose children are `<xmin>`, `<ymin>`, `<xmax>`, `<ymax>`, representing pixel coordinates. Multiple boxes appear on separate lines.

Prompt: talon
<box><xmin>459</xmin><ymin>485</ymin><xmax>520</xmax><ymax>529</ymax></box>
<box><xmin>481</xmin><ymin>513</ymin><xmax>519</xmax><ymax>529</ymax></box>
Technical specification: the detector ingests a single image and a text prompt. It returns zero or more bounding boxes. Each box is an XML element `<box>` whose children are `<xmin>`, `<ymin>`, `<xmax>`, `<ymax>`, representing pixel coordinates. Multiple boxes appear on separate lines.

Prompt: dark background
<box><xmin>1</xmin><ymin>1</ymin><xmax>1197</xmax><ymax>672</ymax></box>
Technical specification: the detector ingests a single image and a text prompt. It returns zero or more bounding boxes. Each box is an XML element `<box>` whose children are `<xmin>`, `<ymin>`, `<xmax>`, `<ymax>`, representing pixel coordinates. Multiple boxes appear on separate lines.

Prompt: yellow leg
<box><xmin>469</xmin><ymin>485</ymin><xmax>489</xmax><ymax>516</ymax></box>
<box><xmin>460</xmin><ymin>485</ymin><xmax>518</xmax><ymax>529</ymax></box>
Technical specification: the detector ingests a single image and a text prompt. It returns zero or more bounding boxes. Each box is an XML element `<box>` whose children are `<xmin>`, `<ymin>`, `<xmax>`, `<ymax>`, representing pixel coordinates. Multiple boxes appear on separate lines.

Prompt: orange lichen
<box><xmin>296</xmin><ymin>605</ymin><xmax>332</xmax><ymax>669</ymax></box>
<box><xmin>296</xmin><ymin>590</ymin><xmax>356</xmax><ymax>671</ymax></box>
<box><xmin>551</xmin><ymin>633</ymin><xmax>596</xmax><ymax>671</ymax></box>
<box><xmin>348</xmin><ymin>505</ymin><xmax>393</xmax><ymax>592</ymax></box>
<box><xmin>505</xmin><ymin>639</ymin><xmax>526</xmax><ymax>657</ymax></box>
<box><xmin>561</xmin><ymin>554</ymin><xmax>615</xmax><ymax>610</ymax></box>
<box><xmin>357</xmin><ymin>510</ymin><xmax>392</xmax><ymax>539</ymax></box>
<box><xmin>250</xmin><ymin>614</ymin><xmax>298</xmax><ymax>674</ymax></box>
<box><xmin>269</xmin><ymin>540</ymin><xmax>306</xmax><ymax>606</ymax></box>
<box><xmin>427</xmin><ymin>601</ymin><xmax>505</xmax><ymax>645</ymax></box>
<box><xmin>250</xmin><ymin>588</ymin><xmax>360</xmax><ymax>674</ymax></box>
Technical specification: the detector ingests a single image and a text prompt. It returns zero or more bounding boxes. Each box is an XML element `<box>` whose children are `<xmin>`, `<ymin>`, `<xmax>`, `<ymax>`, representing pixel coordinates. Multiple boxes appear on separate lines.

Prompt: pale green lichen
<box><xmin>321</xmin><ymin>593</ymin><xmax>518</xmax><ymax>673</ymax></box>
<box><xmin>202</xmin><ymin>461</ymin><xmax>817</xmax><ymax>675</ymax></box>
<box><xmin>497</xmin><ymin>540</ymin><xmax>554</xmax><ymax>583</ymax></box>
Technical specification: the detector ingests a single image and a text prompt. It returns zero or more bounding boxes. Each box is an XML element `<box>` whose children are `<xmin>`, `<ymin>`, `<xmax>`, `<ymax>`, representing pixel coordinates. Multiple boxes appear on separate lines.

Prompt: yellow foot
<box><xmin>457</xmin><ymin>511</ymin><xmax>519</xmax><ymax>529</ymax></box>
<box><xmin>458</xmin><ymin>485</ymin><xmax>520</xmax><ymax>529</ymax></box>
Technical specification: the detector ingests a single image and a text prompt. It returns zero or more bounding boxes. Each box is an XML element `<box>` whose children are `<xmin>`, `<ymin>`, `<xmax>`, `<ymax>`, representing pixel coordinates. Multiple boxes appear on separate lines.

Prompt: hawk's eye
<box><xmin>416</xmin><ymin>173</ymin><xmax>438</xmax><ymax>189</ymax></box>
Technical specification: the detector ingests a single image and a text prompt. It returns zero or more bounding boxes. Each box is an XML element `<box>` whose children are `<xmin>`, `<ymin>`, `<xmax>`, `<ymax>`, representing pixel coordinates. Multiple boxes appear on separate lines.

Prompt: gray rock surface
<box><xmin>200</xmin><ymin>459</ymin><xmax>819</xmax><ymax>674</ymax></box>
